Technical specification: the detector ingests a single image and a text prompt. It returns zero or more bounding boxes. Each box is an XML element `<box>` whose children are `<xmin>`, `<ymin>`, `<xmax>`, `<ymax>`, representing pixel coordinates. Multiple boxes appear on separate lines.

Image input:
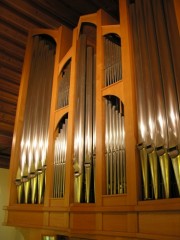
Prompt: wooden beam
<box><xmin>0</xmin><ymin>36</ymin><xmax>25</xmax><ymax>60</ymax></box>
<box><xmin>0</xmin><ymin>112</ymin><xmax>15</xmax><ymax>125</ymax></box>
<box><xmin>3</xmin><ymin>0</ymin><xmax>63</xmax><ymax>28</ymax></box>
<box><xmin>0</xmin><ymin>21</ymin><xmax>27</xmax><ymax>48</ymax></box>
<box><xmin>31</xmin><ymin>0</ymin><xmax>79</xmax><ymax>28</ymax></box>
<box><xmin>0</xmin><ymin>79</ymin><xmax>19</xmax><ymax>95</ymax></box>
<box><xmin>0</xmin><ymin>50</ymin><xmax>23</xmax><ymax>73</ymax></box>
<box><xmin>0</xmin><ymin>101</ymin><xmax>17</xmax><ymax>116</ymax></box>
<box><xmin>0</xmin><ymin>2</ymin><xmax>45</xmax><ymax>33</ymax></box>
<box><xmin>0</xmin><ymin>122</ymin><xmax>14</xmax><ymax>136</ymax></box>
<box><xmin>0</xmin><ymin>134</ymin><xmax>12</xmax><ymax>146</ymax></box>
<box><xmin>0</xmin><ymin>89</ymin><xmax>18</xmax><ymax>105</ymax></box>
<box><xmin>0</xmin><ymin>65</ymin><xmax>21</xmax><ymax>85</ymax></box>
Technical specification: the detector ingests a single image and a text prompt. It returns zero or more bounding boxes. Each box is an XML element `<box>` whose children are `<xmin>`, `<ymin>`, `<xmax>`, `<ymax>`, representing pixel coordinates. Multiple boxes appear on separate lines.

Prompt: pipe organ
<box><xmin>5</xmin><ymin>1</ymin><xmax>180</xmax><ymax>240</ymax></box>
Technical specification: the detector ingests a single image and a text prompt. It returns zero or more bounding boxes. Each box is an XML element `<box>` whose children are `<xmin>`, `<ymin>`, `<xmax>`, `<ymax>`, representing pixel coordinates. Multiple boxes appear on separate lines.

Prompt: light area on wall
<box><xmin>0</xmin><ymin>168</ymin><xmax>24</xmax><ymax>240</ymax></box>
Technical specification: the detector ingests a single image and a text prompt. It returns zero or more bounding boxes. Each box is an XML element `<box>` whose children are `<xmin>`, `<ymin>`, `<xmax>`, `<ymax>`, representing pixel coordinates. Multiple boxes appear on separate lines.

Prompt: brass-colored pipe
<box><xmin>138</xmin><ymin>144</ymin><xmax>149</xmax><ymax>200</ymax></box>
<box><xmin>73</xmin><ymin>158</ymin><xmax>83</xmax><ymax>203</ymax></box>
<box><xmin>23</xmin><ymin>180</ymin><xmax>30</xmax><ymax>204</ymax></box>
<box><xmin>22</xmin><ymin>162</ymin><xmax>30</xmax><ymax>204</ymax></box>
<box><xmin>15</xmin><ymin>167</ymin><xmax>23</xmax><ymax>204</ymax></box>
<box><xmin>169</xmin><ymin>149</ymin><xmax>180</xmax><ymax>196</ymax></box>
<box><xmin>148</xmin><ymin>148</ymin><xmax>159</xmax><ymax>199</ymax></box>
<box><xmin>157</xmin><ymin>148</ymin><xmax>170</xmax><ymax>198</ymax></box>
<box><xmin>171</xmin><ymin>154</ymin><xmax>180</xmax><ymax>196</ymax></box>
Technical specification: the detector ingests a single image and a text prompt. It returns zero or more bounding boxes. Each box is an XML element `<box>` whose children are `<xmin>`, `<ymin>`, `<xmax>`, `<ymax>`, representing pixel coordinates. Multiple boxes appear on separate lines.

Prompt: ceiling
<box><xmin>0</xmin><ymin>0</ymin><xmax>119</xmax><ymax>168</ymax></box>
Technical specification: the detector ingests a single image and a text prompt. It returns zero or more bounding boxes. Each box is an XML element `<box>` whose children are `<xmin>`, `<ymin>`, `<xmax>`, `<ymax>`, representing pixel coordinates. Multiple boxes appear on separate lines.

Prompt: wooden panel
<box><xmin>70</xmin><ymin>213</ymin><xmax>97</xmax><ymax>231</ymax></box>
<box><xmin>174</xmin><ymin>0</ymin><xmax>180</xmax><ymax>33</ymax></box>
<box><xmin>49</xmin><ymin>212</ymin><xmax>69</xmax><ymax>228</ymax></box>
<box><xmin>102</xmin><ymin>213</ymin><xmax>127</xmax><ymax>232</ymax></box>
<box><xmin>7</xmin><ymin>210</ymin><xmax>44</xmax><ymax>227</ymax></box>
<box><xmin>102</xmin><ymin>195</ymin><xmax>127</xmax><ymax>206</ymax></box>
<box><xmin>139</xmin><ymin>211</ymin><xmax>180</xmax><ymax>237</ymax></box>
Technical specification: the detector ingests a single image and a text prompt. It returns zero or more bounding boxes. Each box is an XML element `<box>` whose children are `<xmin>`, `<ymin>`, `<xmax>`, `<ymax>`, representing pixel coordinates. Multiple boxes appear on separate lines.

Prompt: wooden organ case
<box><xmin>4</xmin><ymin>1</ymin><xmax>180</xmax><ymax>240</ymax></box>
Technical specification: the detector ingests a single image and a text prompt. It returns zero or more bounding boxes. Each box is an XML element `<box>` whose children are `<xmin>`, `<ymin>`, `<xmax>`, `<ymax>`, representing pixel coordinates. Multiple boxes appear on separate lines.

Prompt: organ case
<box><xmin>4</xmin><ymin>0</ymin><xmax>180</xmax><ymax>239</ymax></box>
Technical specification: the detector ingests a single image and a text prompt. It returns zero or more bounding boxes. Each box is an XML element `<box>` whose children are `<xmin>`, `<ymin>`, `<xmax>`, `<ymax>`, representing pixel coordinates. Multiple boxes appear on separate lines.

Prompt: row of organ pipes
<box><xmin>130</xmin><ymin>0</ymin><xmax>180</xmax><ymax>200</ymax></box>
<box><xmin>16</xmin><ymin>35</ymin><xmax>56</xmax><ymax>203</ymax></box>
<box><xmin>53</xmin><ymin>26</ymin><xmax>125</xmax><ymax>202</ymax></box>
<box><xmin>73</xmin><ymin>29</ymin><xmax>96</xmax><ymax>203</ymax></box>
<box><xmin>104</xmin><ymin>34</ymin><xmax>122</xmax><ymax>86</ymax></box>
<box><xmin>105</xmin><ymin>96</ymin><xmax>126</xmax><ymax>195</ymax></box>
<box><xmin>53</xmin><ymin>117</ymin><xmax>68</xmax><ymax>198</ymax></box>
<box><xmin>13</xmin><ymin>6</ymin><xmax>180</xmax><ymax>205</ymax></box>
<box><xmin>56</xmin><ymin>61</ymin><xmax>71</xmax><ymax>109</ymax></box>
<box><xmin>15</xmin><ymin>25</ymin><xmax>127</xmax><ymax>204</ymax></box>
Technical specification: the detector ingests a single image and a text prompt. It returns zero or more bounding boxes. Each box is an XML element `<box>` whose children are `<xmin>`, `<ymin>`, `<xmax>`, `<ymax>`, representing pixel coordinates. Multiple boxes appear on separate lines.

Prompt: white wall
<box><xmin>0</xmin><ymin>168</ymin><xmax>24</xmax><ymax>240</ymax></box>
